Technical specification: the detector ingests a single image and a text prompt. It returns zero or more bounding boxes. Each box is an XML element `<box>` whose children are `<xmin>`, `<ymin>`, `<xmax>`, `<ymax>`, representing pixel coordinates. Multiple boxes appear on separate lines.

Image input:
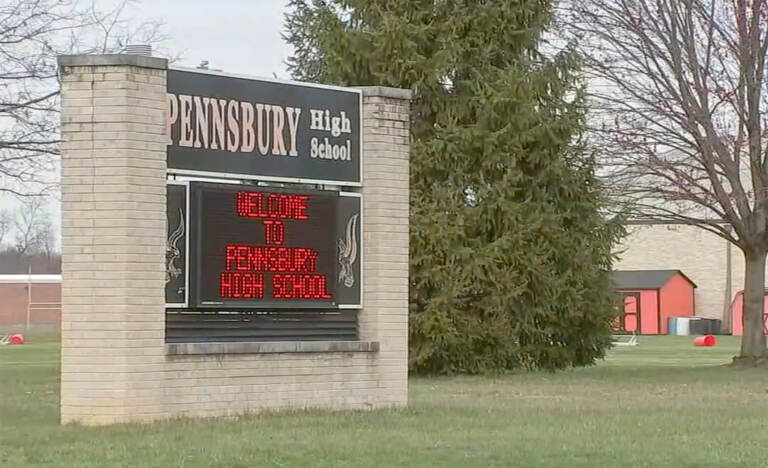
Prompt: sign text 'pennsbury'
<box><xmin>166</xmin><ymin>69</ymin><xmax>362</xmax><ymax>185</ymax></box>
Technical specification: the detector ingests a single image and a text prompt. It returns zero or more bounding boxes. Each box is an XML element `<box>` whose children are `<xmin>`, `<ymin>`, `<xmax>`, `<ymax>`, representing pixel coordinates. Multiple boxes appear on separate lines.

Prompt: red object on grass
<box><xmin>693</xmin><ymin>335</ymin><xmax>716</xmax><ymax>347</ymax></box>
<box><xmin>9</xmin><ymin>334</ymin><xmax>23</xmax><ymax>345</ymax></box>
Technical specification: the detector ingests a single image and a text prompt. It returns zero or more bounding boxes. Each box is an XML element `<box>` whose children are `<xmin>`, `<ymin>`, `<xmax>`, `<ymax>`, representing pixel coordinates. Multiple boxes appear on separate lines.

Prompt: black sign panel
<box><xmin>167</xmin><ymin>69</ymin><xmax>362</xmax><ymax>185</ymax></box>
<box><xmin>189</xmin><ymin>182</ymin><xmax>361</xmax><ymax>309</ymax></box>
<box><xmin>335</xmin><ymin>195</ymin><xmax>362</xmax><ymax>307</ymax></box>
<box><xmin>166</xmin><ymin>184</ymin><xmax>187</xmax><ymax>305</ymax></box>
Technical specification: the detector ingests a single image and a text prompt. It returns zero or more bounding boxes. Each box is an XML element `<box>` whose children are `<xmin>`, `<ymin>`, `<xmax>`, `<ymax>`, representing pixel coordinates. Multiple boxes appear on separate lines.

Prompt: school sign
<box><xmin>57</xmin><ymin>53</ymin><xmax>409</xmax><ymax>425</ymax></box>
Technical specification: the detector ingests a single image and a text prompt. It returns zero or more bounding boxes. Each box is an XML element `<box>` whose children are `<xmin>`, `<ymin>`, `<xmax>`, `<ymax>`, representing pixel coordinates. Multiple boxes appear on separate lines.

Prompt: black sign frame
<box><xmin>165</xmin><ymin>181</ymin><xmax>189</xmax><ymax>307</ymax></box>
<box><xmin>167</xmin><ymin>67</ymin><xmax>363</xmax><ymax>186</ymax></box>
<box><xmin>186</xmin><ymin>181</ymin><xmax>362</xmax><ymax>310</ymax></box>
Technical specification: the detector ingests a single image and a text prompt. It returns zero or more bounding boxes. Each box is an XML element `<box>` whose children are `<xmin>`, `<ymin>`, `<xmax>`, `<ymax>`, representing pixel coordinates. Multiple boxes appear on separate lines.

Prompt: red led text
<box><xmin>219</xmin><ymin>190</ymin><xmax>334</xmax><ymax>302</ymax></box>
<box><xmin>236</xmin><ymin>191</ymin><xmax>309</xmax><ymax>220</ymax></box>
<box><xmin>272</xmin><ymin>274</ymin><xmax>332</xmax><ymax>299</ymax></box>
<box><xmin>220</xmin><ymin>272</ymin><xmax>264</xmax><ymax>299</ymax></box>
<box><xmin>263</xmin><ymin>220</ymin><xmax>285</xmax><ymax>245</ymax></box>
<box><xmin>225</xmin><ymin>245</ymin><xmax>318</xmax><ymax>272</ymax></box>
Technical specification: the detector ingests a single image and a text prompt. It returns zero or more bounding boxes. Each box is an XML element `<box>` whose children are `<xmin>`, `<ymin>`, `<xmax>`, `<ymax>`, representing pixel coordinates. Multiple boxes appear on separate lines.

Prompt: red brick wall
<box><xmin>0</xmin><ymin>283</ymin><xmax>61</xmax><ymax>327</ymax></box>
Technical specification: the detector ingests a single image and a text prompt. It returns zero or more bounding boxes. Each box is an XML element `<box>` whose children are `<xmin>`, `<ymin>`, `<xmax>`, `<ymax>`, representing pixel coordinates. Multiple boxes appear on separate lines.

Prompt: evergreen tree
<box><xmin>285</xmin><ymin>0</ymin><xmax>624</xmax><ymax>373</ymax></box>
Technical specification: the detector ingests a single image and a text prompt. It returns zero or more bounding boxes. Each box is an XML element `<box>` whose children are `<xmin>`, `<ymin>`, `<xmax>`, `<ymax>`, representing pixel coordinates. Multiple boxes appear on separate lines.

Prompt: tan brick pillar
<box><xmin>359</xmin><ymin>87</ymin><xmax>411</xmax><ymax>405</ymax></box>
<box><xmin>58</xmin><ymin>55</ymin><xmax>168</xmax><ymax>425</ymax></box>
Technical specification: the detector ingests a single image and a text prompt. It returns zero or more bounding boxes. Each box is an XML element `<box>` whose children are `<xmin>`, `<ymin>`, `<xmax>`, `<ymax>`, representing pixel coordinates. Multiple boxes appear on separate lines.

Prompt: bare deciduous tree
<box><xmin>14</xmin><ymin>197</ymin><xmax>53</xmax><ymax>255</ymax></box>
<box><xmin>0</xmin><ymin>0</ymin><xmax>169</xmax><ymax>196</ymax></box>
<box><xmin>0</xmin><ymin>208</ymin><xmax>11</xmax><ymax>247</ymax></box>
<box><xmin>566</xmin><ymin>0</ymin><xmax>768</xmax><ymax>362</ymax></box>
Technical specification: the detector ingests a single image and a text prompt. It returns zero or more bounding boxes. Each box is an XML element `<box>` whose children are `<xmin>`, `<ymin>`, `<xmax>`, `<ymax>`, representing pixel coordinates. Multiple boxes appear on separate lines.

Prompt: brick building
<box><xmin>0</xmin><ymin>274</ymin><xmax>61</xmax><ymax>329</ymax></box>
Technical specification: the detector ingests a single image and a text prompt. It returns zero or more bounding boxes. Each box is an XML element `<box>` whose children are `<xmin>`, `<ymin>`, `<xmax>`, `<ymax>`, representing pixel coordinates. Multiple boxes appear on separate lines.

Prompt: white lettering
<box><xmin>166</xmin><ymin>93</ymin><xmax>178</xmax><ymax>145</ymax></box>
<box><xmin>194</xmin><ymin>96</ymin><xmax>209</xmax><ymax>149</ymax></box>
<box><xmin>256</xmin><ymin>104</ymin><xmax>270</xmax><ymax>155</ymax></box>
<box><xmin>340</xmin><ymin>111</ymin><xmax>351</xmax><ymax>134</ymax></box>
<box><xmin>210</xmin><ymin>99</ymin><xmax>226</xmax><ymax>150</ymax></box>
<box><xmin>310</xmin><ymin>109</ymin><xmax>324</xmax><ymax>130</ymax></box>
<box><xmin>310</xmin><ymin>137</ymin><xmax>318</xmax><ymax>158</ymax></box>
<box><xmin>308</xmin><ymin>137</ymin><xmax>353</xmax><ymax>161</ymax></box>
<box><xmin>240</xmin><ymin>102</ymin><xmax>255</xmax><ymax>152</ymax></box>
<box><xmin>272</xmin><ymin>106</ymin><xmax>287</xmax><ymax>156</ymax></box>
<box><xmin>226</xmin><ymin>100</ymin><xmax>240</xmax><ymax>152</ymax></box>
<box><xmin>286</xmin><ymin>107</ymin><xmax>301</xmax><ymax>157</ymax></box>
<box><xmin>178</xmin><ymin>95</ymin><xmax>193</xmax><ymax>147</ymax></box>
<box><xmin>168</xmin><ymin>97</ymin><xmax>355</xmax><ymax>165</ymax></box>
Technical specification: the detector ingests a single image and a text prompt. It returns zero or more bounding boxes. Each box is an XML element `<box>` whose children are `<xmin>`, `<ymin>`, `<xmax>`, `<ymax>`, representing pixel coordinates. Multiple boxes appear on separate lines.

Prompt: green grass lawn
<box><xmin>2</xmin><ymin>334</ymin><xmax>767</xmax><ymax>467</ymax></box>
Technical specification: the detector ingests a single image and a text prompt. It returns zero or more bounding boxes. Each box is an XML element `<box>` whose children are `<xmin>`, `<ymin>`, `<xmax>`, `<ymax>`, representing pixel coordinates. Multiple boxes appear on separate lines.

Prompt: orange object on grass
<box><xmin>693</xmin><ymin>335</ymin><xmax>716</xmax><ymax>347</ymax></box>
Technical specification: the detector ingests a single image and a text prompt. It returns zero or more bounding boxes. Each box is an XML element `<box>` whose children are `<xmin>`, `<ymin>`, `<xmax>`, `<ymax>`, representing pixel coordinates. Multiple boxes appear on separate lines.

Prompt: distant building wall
<box><xmin>0</xmin><ymin>276</ymin><xmax>61</xmax><ymax>328</ymax></box>
<box><xmin>614</xmin><ymin>223</ymin><xmax>743</xmax><ymax>331</ymax></box>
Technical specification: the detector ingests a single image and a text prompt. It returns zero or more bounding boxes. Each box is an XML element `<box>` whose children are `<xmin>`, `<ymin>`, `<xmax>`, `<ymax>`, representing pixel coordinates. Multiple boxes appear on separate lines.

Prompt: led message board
<box><xmin>188</xmin><ymin>182</ymin><xmax>361</xmax><ymax>309</ymax></box>
<box><xmin>167</xmin><ymin>69</ymin><xmax>362</xmax><ymax>185</ymax></box>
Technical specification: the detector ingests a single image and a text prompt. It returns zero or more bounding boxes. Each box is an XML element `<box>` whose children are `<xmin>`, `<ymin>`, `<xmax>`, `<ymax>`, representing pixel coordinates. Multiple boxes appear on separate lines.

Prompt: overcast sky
<box><xmin>0</xmin><ymin>1</ymin><xmax>293</xmax><ymax>248</ymax></box>
<box><xmin>125</xmin><ymin>0</ymin><xmax>292</xmax><ymax>78</ymax></box>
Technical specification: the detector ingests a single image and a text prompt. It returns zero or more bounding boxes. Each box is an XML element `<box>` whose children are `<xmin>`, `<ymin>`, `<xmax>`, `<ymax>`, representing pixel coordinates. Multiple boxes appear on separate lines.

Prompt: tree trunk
<box><xmin>738</xmin><ymin>248</ymin><xmax>768</xmax><ymax>362</ymax></box>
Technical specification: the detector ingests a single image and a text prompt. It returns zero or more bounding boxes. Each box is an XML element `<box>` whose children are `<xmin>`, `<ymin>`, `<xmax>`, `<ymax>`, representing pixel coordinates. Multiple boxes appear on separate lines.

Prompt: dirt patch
<box><xmin>730</xmin><ymin>356</ymin><xmax>768</xmax><ymax>368</ymax></box>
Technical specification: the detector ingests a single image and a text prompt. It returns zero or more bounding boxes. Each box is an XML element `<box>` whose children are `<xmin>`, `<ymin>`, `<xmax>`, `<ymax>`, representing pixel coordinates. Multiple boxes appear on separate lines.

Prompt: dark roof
<box><xmin>612</xmin><ymin>270</ymin><xmax>697</xmax><ymax>289</ymax></box>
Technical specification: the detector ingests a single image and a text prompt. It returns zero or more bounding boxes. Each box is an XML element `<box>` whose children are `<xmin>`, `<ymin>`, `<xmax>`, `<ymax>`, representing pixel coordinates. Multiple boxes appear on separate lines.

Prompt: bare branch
<box><xmin>563</xmin><ymin>0</ymin><xmax>768</xmax><ymax>249</ymax></box>
<box><xmin>0</xmin><ymin>0</ymin><xmax>172</xmax><ymax>196</ymax></box>
<box><xmin>0</xmin><ymin>207</ymin><xmax>11</xmax><ymax>247</ymax></box>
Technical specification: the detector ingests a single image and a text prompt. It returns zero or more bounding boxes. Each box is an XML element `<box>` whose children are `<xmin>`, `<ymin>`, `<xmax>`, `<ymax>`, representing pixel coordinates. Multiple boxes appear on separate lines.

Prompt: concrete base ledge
<box><xmin>166</xmin><ymin>341</ymin><xmax>380</xmax><ymax>356</ymax></box>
